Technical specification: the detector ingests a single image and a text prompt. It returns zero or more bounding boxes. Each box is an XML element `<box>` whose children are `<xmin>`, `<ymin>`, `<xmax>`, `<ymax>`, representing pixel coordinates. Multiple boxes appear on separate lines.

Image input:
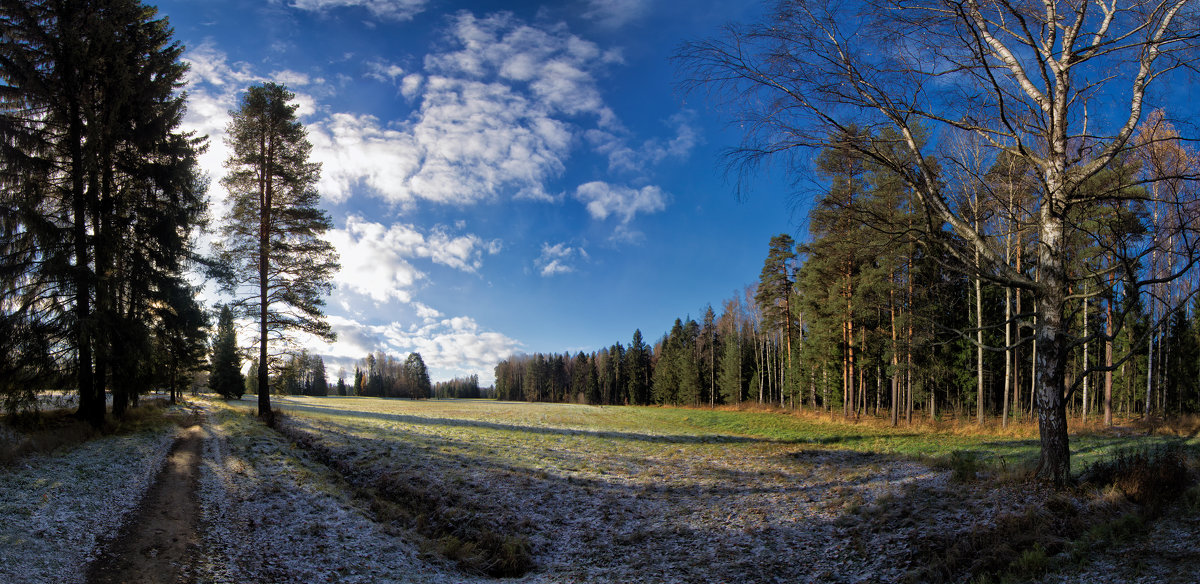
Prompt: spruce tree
<box><xmin>209</xmin><ymin>306</ymin><xmax>244</xmax><ymax>399</ymax></box>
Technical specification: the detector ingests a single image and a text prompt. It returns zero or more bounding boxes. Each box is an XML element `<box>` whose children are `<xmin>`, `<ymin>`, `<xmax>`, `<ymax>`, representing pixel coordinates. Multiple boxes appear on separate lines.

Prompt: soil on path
<box><xmin>87</xmin><ymin>421</ymin><xmax>204</xmax><ymax>584</ymax></box>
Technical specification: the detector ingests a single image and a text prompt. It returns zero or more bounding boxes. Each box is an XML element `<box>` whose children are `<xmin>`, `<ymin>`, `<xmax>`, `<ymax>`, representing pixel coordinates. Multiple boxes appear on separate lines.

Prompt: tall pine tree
<box><xmin>217</xmin><ymin>82</ymin><xmax>339</xmax><ymax>421</ymax></box>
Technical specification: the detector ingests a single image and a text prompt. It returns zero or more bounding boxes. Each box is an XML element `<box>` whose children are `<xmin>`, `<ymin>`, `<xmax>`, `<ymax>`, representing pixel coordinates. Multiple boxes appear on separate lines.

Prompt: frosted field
<box><xmin>3</xmin><ymin>396</ymin><xmax>1194</xmax><ymax>583</ymax></box>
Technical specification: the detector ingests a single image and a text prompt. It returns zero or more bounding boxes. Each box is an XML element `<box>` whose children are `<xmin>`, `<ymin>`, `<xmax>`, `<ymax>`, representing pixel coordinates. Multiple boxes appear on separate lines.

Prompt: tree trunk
<box><xmin>1034</xmin><ymin>203</ymin><xmax>1070</xmax><ymax>484</ymax></box>
<box><xmin>1105</xmin><ymin>296</ymin><xmax>1114</xmax><ymax>426</ymax></box>
<box><xmin>258</xmin><ymin>129</ymin><xmax>273</xmax><ymax>422</ymax></box>
<box><xmin>1003</xmin><ymin>285</ymin><xmax>1012</xmax><ymax>428</ymax></box>
<box><xmin>1082</xmin><ymin>292</ymin><xmax>1089</xmax><ymax>422</ymax></box>
<box><xmin>890</xmin><ymin>285</ymin><xmax>899</xmax><ymax>426</ymax></box>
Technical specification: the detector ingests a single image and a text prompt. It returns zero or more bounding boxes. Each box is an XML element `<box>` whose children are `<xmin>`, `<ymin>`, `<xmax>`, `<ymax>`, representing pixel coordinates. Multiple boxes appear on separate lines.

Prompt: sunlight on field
<box><xmin>260</xmin><ymin>396</ymin><xmax>1195</xmax><ymax>471</ymax></box>
<box><xmin>193</xmin><ymin>396</ymin><xmax>1200</xmax><ymax>582</ymax></box>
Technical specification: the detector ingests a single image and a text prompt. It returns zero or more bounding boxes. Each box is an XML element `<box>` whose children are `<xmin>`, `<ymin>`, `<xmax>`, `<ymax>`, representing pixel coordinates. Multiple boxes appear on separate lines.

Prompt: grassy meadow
<box><xmin>4</xmin><ymin>394</ymin><xmax>1197</xmax><ymax>583</ymax></box>
<box><xmin>269</xmin><ymin>395</ymin><xmax>1197</xmax><ymax>474</ymax></box>
<box><xmin>242</xmin><ymin>395</ymin><xmax>1198</xmax><ymax>582</ymax></box>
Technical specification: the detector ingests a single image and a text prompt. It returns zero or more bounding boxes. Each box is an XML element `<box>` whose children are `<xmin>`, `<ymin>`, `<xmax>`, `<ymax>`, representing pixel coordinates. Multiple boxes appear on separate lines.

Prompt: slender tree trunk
<box><xmin>890</xmin><ymin>285</ymin><xmax>899</xmax><ymax>426</ymax></box>
<box><xmin>1146</xmin><ymin>325</ymin><xmax>1154</xmax><ymax>418</ymax></box>
<box><xmin>975</xmin><ymin>245</ymin><xmax>984</xmax><ymax>425</ymax></box>
<box><xmin>1015</xmin><ymin>239</ymin><xmax>1023</xmax><ymax>421</ymax></box>
<box><xmin>1105</xmin><ymin>296</ymin><xmax>1114</xmax><ymax>427</ymax></box>
<box><xmin>976</xmin><ymin>269</ymin><xmax>984</xmax><ymax>425</ymax></box>
<box><xmin>1003</xmin><ymin>285</ymin><xmax>1012</xmax><ymax>429</ymax></box>
<box><xmin>1082</xmin><ymin>292</ymin><xmax>1089</xmax><ymax>423</ymax></box>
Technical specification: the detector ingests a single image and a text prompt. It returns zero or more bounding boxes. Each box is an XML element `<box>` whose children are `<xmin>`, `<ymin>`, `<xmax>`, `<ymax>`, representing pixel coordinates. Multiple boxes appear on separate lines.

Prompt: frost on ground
<box><xmin>263</xmin><ymin>397</ymin><xmax>1051</xmax><ymax>584</ymax></box>
<box><xmin>195</xmin><ymin>399</ymin><xmax>469</xmax><ymax>584</ymax></box>
<box><xmin>0</xmin><ymin>421</ymin><xmax>176</xmax><ymax>584</ymax></box>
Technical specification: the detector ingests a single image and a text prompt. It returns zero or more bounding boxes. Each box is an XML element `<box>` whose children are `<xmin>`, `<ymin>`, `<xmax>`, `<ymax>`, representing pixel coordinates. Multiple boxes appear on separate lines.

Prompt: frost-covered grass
<box><xmin>195</xmin><ymin>398</ymin><xmax>469</xmax><ymax>583</ymax></box>
<box><xmin>262</xmin><ymin>396</ymin><xmax>1024</xmax><ymax>582</ymax></box>
<box><xmin>273</xmin><ymin>397</ymin><xmax>1194</xmax><ymax>471</ymax></box>
<box><xmin>0</xmin><ymin>409</ymin><xmax>178</xmax><ymax>584</ymax></box>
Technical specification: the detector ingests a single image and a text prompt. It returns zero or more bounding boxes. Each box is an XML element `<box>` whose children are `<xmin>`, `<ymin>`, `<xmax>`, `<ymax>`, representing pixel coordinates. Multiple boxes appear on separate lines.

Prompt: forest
<box><xmin>496</xmin><ymin>117</ymin><xmax>1200</xmax><ymax>425</ymax></box>
<box><xmin>1</xmin><ymin>0</ymin><xmax>1199</xmax><ymax>488</ymax></box>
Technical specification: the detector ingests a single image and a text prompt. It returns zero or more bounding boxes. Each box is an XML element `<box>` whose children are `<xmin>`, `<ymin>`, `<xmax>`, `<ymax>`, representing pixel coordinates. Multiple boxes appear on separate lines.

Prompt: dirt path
<box><xmin>87</xmin><ymin>422</ymin><xmax>204</xmax><ymax>584</ymax></box>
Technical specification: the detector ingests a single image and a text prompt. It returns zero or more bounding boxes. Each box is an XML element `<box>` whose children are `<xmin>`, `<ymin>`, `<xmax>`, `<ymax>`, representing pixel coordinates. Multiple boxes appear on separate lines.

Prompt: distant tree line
<box><xmin>433</xmin><ymin>374</ymin><xmax>492</xmax><ymax>399</ymax></box>
<box><xmin>350</xmin><ymin>351</ymin><xmax>432</xmax><ymax>399</ymax></box>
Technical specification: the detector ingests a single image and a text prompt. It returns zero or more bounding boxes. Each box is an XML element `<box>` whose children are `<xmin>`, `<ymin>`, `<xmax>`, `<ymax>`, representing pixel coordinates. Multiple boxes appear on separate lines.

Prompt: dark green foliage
<box><xmin>0</xmin><ymin>0</ymin><xmax>207</xmax><ymax>424</ymax></box>
<box><xmin>354</xmin><ymin>351</ymin><xmax>431</xmax><ymax>398</ymax></box>
<box><xmin>209</xmin><ymin>306</ymin><xmax>244</xmax><ymax>400</ymax></box>
<box><xmin>217</xmin><ymin>82</ymin><xmax>339</xmax><ymax>418</ymax></box>
<box><xmin>275</xmin><ymin>351</ymin><xmax>328</xmax><ymax>396</ymax></box>
<box><xmin>434</xmin><ymin>374</ymin><xmax>483</xmax><ymax>399</ymax></box>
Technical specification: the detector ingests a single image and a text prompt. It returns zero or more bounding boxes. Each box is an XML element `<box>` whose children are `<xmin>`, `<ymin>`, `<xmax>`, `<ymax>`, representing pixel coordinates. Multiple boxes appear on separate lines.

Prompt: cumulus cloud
<box><xmin>293</xmin><ymin>13</ymin><xmax>623</xmax><ymax>208</ymax></box>
<box><xmin>365</xmin><ymin>60</ymin><xmax>405</xmax><ymax>83</ymax></box>
<box><xmin>574</xmin><ymin>181</ymin><xmax>668</xmax><ymax>224</ymax></box>
<box><xmin>535</xmin><ymin>242</ymin><xmax>587</xmax><ymax>277</ymax></box>
<box><xmin>286</xmin><ymin>0</ymin><xmax>430</xmax><ymax>21</ymax></box>
<box><xmin>186</xmin><ymin>15</ymin><xmax>665</xmax><ymax>216</ymax></box>
<box><xmin>326</xmin><ymin>216</ymin><xmax>500</xmax><ymax>302</ymax></box>
<box><xmin>308</xmin><ymin>113</ymin><xmax>421</xmax><ymax>205</ymax></box>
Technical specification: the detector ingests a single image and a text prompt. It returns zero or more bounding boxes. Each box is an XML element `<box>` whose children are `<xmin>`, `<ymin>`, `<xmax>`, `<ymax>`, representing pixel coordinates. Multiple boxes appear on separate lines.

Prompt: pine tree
<box><xmin>626</xmin><ymin>330</ymin><xmax>650</xmax><ymax>405</ymax></box>
<box><xmin>217</xmin><ymin>82</ymin><xmax>339</xmax><ymax>422</ymax></box>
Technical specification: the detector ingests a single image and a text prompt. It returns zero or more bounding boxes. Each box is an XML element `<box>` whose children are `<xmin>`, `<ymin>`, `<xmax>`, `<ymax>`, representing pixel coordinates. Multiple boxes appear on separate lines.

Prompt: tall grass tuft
<box><xmin>1079</xmin><ymin>443</ymin><xmax>1193</xmax><ymax>507</ymax></box>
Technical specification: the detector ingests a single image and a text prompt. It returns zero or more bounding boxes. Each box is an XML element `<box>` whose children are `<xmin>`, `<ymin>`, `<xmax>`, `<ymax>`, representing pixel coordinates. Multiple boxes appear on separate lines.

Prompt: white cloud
<box><xmin>574</xmin><ymin>181</ymin><xmax>668</xmax><ymax>224</ymax></box>
<box><xmin>535</xmin><ymin>242</ymin><xmax>587</xmax><ymax>277</ymax></box>
<box><xmin>286</xmin><ymin>0</ymin><xmax>430</xmax><ymax>21</ymax></box>
<box><xmin>399</xmin><ymin>73</ymin><xmax>423</xmax><ymax>98</ymax></box>
<box><xmin>314</xmin><ymin>314</ymin><xmax>521</xmax><ymax>384</ymax></box>
<box><xmin>581</xmin><ymin>0</ymin><xmax>650</xmax><ymax>29</ymax></box>
<box><xmin>186</xmin><ymin>15</ymin><xmax>642</xmax><ymax>213</ymax></box>
<box><xmin>271</xmin><ymin>69</ymin><xmax>313</xmax><ymax>86</ymax></box>
<box><xmin>326</xmin><ymin>216</ymin><xmax>500</xmax><ymax>302</ymax></box>
<box><xmin>413</xmin><ymin>302</ymin><xmax>442</xmax><ymax>322</ymax></box>
<box><xmin>301</xmin><ymin>13</ymin><xmax>621</xmax><ymax>208</ymax></box>
<box><xmin>365</xmin><ymin>60</ymin><xmax>405</xmax><ymax>83</ymax></box>
<box><xmin>308</xmin><ymin>113</ymin><xmax>421</xmax><ymax>205</ymax></box>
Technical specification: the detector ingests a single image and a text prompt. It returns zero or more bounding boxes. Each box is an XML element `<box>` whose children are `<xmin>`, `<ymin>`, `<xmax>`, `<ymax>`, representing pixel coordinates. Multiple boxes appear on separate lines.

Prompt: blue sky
<box><xmin>162</xmin><ymin>0</ymin><xmax>804</xmax><ymax>384</ymax></box>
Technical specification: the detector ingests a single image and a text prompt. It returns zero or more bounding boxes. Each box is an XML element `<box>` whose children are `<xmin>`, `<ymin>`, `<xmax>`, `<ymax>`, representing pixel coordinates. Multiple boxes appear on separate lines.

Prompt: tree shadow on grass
<box><xmin>275</xmin><ymin>399</ymin><xmax>769</xmax><ymax>446</ymax></box>
<box><xmin>275</xmin><ymin>411</ymin><xmax>967</xmax><ymax>583</ymax></box>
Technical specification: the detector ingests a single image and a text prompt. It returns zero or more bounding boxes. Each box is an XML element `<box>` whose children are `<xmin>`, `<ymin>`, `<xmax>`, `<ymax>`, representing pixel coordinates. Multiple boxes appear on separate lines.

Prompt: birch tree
<box><xmin>680</xmin><ymin>0</ymin><xmax>1200</xmax><ymax>483</ymax></box>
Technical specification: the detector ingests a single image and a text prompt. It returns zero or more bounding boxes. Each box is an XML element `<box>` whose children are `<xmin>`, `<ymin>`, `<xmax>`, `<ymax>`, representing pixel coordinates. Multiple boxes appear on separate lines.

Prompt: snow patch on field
<box><xmin>0</xmin><ymin>425</ymin><xmax>176</xmax><ymax>584</ymax></box>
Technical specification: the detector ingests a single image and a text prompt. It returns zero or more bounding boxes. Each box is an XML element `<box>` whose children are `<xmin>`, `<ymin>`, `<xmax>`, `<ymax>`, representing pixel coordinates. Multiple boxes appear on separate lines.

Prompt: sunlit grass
<box><xmin>260</xmin><ymin>395</ymin><xmax>1198</xmax><ymax>474</ymax></box>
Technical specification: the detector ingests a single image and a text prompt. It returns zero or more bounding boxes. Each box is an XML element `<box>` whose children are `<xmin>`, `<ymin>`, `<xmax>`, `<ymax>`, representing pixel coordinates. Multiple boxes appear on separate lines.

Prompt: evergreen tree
<box><xmin>403</xmin><ymin>352</ymin><xmax>431</xmax><ymax>398</ymax></box>
<box><xmin>0</xmin><ymin>0</ymin><xmax>206</xmax><ymax>424</ymax></box>
<box><xmin>209</xmin><ymin>306</ymin><xmax>244</xmax><ymax>399</ymax></box>
<box><xmin>217</xmin><ymin>82</ymin><xmax>339</xmax><ymax>421</ymax></box>
<box><xmin>626</xmin><ymin>330</ymin><xmax>650</xmax><ymax>405</ymax></box>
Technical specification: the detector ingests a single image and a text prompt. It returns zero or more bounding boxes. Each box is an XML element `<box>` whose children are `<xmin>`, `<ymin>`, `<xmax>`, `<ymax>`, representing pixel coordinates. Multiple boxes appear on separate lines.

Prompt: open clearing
<box><xmin>2</xmin><ymin>396</ymin><xmax>1198</xmax><ymax>583</ymax></box>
